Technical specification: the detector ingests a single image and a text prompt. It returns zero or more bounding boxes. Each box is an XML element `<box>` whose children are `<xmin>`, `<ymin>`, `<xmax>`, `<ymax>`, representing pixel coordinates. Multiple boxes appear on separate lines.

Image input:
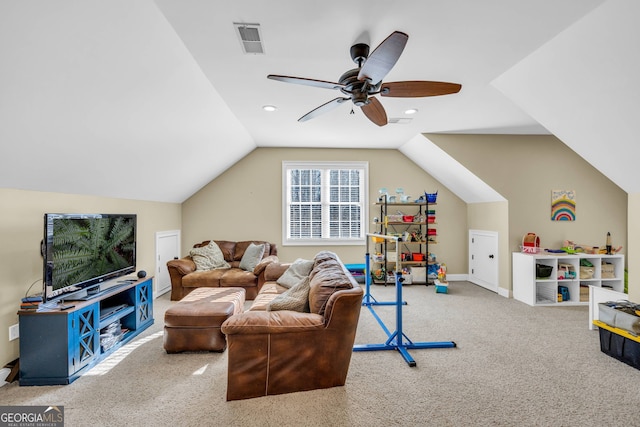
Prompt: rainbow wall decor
<box><xmin>551</xmin><ymin>190</ymin><xmax>576</xmax><ymax>221</ymax></box>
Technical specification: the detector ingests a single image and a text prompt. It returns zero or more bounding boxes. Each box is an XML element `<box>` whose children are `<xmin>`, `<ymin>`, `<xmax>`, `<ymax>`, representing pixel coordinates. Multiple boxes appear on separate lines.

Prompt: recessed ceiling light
<box><xmin>262</xmin><ymin>105</ymin><xmax>277</xmax><ymax>112</ymax></box>
<box><xmin>404</xmin><ymin>108</ymin><xmax>418</xmax><ymax>115</ymax></box>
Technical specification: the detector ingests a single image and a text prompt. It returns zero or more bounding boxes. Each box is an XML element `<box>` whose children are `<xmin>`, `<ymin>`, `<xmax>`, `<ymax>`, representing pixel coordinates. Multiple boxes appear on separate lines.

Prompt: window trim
<box><xmin>282</xmin><ymin>161</ymin><xmax>369</xmax><ymax>246</ymax></box>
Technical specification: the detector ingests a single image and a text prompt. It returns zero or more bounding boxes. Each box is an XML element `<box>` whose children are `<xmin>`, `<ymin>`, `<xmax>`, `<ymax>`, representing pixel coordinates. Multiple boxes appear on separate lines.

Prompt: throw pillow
<box><xmin>239</xmin><ymin>242</ymin><xmax>265</xmax><ymax>271</ymax></box>
<box><xmin>189</xmin><ymin>241</ymin><xmax>230</xmax><ymax>271</ymax></box>
<box><xmin>276</xmin><ymin>258</ymin><xmax>314</xmax><ymax>289</ymax></box>
<box><xmin>268</xmin><ymin>276</ymin><xmax>311</xmax><ymax>312</ymax></box>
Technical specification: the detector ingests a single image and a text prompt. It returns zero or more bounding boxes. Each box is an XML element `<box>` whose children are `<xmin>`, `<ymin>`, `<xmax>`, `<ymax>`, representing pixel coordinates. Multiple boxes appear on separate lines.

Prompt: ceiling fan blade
<box><xmin>381</xmin><ymin>81</ymin><xmax>462</xmax><ymax>97</ymax></box>
<box><xmin>357</xmin><ymin>31</ymin><xmax>408</xmax><ymax>85</ymax></box>
<box><xmin>268</xmin><ymin>74</ymin><xmax>344</xmax><ymax>90</ymax></box>
<box><xmin>361</xmin><ymin>96</ymin><xmax>387</xmax><ymax>126</ymax></box>
<box><xmin>298</xmin><ymin>97</ymin><xmax>350</xmax><ymax>122</ymax></box>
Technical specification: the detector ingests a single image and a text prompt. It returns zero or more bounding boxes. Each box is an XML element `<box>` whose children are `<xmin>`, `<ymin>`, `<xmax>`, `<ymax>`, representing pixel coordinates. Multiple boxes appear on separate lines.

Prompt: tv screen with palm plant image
<box><xmin>42</xmin><ymin>213</ymin><xmax>136</xmax><ymax>303</ymax></box>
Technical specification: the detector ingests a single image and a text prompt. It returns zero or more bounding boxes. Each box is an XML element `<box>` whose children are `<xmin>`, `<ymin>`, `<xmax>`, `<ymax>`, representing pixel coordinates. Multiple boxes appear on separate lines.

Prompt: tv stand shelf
<box><xmin>18</xmin><ymin>277</ymin><xmax>154</xmax><ymax>386</ymax></box>
<box><xmin>99</xmin><ymin>304</ymin><xmax>134</xmax><ymax>328</ymax></box>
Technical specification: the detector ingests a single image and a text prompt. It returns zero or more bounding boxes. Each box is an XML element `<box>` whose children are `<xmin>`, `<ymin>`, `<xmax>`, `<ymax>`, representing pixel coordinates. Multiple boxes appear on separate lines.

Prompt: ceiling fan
<box><xmin>267</xmin><ymin>31</ymin><xmax>462</xmax><ymax>126</ymax></box>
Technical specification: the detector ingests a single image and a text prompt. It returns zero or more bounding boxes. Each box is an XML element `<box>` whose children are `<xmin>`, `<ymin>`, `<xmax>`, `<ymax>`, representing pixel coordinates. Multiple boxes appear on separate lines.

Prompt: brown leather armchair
<box><xmin>221</xmin><ymin>251</ymin><xmax>363</xmax><ymax>400</ymax></box>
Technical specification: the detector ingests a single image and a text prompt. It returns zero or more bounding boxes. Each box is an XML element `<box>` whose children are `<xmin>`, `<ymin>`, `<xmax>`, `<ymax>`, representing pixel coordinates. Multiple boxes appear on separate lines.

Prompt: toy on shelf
<box><xmin>561</xmin><ymin>239</ymin><xmax>623</xmax><ymax>255</ymax></box>
<box><xmin>521</xmin><ymin>232</ymin><xmax>541</xmax><ymax>254</ymax></box>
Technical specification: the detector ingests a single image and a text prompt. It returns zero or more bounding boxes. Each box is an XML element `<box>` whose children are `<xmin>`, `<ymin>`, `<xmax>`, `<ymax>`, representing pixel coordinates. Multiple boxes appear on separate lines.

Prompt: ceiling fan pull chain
<box><xmin>350</xmin><ymin>108</ymin><xmax>355</xmax><ymax>115</ymax></box>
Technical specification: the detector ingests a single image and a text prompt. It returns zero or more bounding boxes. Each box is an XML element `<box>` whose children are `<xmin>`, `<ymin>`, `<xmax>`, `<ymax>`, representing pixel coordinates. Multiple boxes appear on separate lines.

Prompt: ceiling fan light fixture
<box><xmin>404</xmin><ymin>108</ymin><xmax>418</xmax><ymax>115</ymax></box>
<box><xmin>262</xmin><ymin>105</ymin><xmax>277</xmax><ymax>112</ymax></box>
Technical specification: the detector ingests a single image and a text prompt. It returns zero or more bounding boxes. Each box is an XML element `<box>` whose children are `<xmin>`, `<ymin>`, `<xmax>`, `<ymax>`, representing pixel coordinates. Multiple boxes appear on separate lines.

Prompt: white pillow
<box><xmin>268</xmin><ymin>276</ymin><xmax>310</xmax><ymax>312</ymax></box>
<box><xmin>189</xmin><ymin>241</ymin><xmax>230</xmax><ymax>271</ymax></box>
<box><xmin>276</xmin><ymin>258</ymin><xmax>314</xmax><ymax>289</ymax></box>
<box><xmin>239</xmin><ymin>243</ymin><xmax>266</xmax><ymax>271</ymax></box>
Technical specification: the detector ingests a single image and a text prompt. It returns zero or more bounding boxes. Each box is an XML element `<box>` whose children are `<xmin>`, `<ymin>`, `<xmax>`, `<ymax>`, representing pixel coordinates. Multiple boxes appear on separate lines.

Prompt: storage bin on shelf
<box><xmin>411</xmin><ymin>266</ymin><xmax>426</xmax><ymax>283</ymax></box>
<box><xmin>411</xmin><ymin>253</ymin><xmax>425</xmax><ymax>261</ymax></box>
<box><xmin>371</xmin><ymin>253</ymin><xmax>385</xmax><ymax>262</ymax></box>
<box><xmin>601</xmin><ymin>263</ymin><xmax>615</xmax><ymax>278</ymax></box>
<box><xmin>580</xmin><ymin>266</ymin><xmax>594</xmax><ymax>279</ymax></box>
<box><xmin>536</xmin><ymin>263</ymin><xmax>553</xmax><ymax>279</ymax></box>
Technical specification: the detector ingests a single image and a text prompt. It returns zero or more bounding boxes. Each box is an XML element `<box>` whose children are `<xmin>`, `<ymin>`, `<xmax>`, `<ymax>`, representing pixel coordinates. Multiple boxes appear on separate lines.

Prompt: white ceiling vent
<box><xmin>234</xmin><ymin>23</ymin><xmax>264</xmax><ymax>54</ymax></box>
<box><xmin>388</xmin><ymin>118</ymin><xmax>413</xmax><ymax>124</ymax></box>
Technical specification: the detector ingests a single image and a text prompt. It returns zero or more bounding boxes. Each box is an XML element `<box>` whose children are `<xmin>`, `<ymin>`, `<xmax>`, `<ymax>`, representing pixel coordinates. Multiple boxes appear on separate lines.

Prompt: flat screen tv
<box><xmin>42</xmin><ymin>213</ymin><xmax>137</xmax><ymax>303</ymax></box>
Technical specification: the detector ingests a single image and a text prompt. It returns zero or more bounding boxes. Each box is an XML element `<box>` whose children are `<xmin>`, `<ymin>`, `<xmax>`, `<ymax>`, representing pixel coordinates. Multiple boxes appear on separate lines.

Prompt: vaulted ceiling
<box><xmin>1</xmin><ymin>0</ymin><xmax>637</xmax><ymax>203</ymax></box>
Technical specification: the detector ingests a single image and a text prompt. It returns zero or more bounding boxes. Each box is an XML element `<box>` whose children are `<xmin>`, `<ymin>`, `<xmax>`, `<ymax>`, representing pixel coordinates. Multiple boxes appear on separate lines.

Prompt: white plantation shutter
<box><xmin>283</xmin><ymin>161</ymin><xmax>368</xmax><ymax>246</ymax></box>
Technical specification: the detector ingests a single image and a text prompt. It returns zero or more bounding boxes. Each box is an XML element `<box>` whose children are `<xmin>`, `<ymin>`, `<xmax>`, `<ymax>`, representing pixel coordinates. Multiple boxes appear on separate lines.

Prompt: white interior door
<box><xmin>469</xmin><ymin>230</ymin><xmax>499</xmax><ymax>293</ymax></box>
<box><xmin>156</xmin><ymin>230</ymin><xmax>180</xmax><ymax>297</ymax></box>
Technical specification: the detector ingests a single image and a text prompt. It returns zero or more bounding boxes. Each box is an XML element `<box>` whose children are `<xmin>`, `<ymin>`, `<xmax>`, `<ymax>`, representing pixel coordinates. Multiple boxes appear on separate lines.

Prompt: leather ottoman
<box><xmin>164</xmin><ymin>287</ymin><xmax>245</xmax><ymax>353</ymax></box>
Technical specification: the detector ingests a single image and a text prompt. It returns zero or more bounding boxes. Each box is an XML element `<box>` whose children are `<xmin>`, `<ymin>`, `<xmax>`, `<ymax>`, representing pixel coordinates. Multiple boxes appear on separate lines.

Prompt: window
<box><xmin>282</xmin><ymin>161</ymin><xmax>368</xmax><ymax>246</ymax></box>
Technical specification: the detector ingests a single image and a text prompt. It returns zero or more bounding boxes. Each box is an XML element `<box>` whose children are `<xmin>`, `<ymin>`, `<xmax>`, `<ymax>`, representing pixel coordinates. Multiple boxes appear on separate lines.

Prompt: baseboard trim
<box><xmin>497</xmin><ymin>287</ymin><xmax>511</xmax><ymax>298</ymax></box>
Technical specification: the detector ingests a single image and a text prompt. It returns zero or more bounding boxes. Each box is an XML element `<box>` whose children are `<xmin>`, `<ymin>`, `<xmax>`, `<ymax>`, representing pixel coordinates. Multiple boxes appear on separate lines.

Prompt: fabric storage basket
<box><xmin>580</xmin><ymin>266</ymin><xmax>594</xmax><ymax>279</ymax></box>
<box><xmin>601</xmin><ymin>263</ymin><xmax>615</xmax><ymax>278</ymax></box>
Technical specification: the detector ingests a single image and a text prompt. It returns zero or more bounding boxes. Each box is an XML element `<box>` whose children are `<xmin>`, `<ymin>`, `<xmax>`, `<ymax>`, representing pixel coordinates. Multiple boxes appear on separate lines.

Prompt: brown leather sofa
<box><xmin>166</xmin><ymin>240</ymin><xmax>278</xmax><ymax>301</ymax></box>
<box><xmin>221</xmin><ymin>251</ymin><xmax>364</xmax><ymax>400</ymax></box>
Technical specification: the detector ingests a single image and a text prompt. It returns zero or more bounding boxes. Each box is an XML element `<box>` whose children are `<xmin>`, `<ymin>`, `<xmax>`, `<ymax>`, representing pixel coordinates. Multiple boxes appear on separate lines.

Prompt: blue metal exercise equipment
<box><xmin>353</xmin><ymin>233</ymin><xmax>456</xmax><ymax>367</ymax></box>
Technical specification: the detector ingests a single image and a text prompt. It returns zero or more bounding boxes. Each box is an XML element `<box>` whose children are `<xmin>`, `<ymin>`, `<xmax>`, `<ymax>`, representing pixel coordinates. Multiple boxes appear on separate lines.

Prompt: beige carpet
<box><xmin>2</xmin><ymin>282</ymin><xmax>640</xmax><ymax>426</ymax></box>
